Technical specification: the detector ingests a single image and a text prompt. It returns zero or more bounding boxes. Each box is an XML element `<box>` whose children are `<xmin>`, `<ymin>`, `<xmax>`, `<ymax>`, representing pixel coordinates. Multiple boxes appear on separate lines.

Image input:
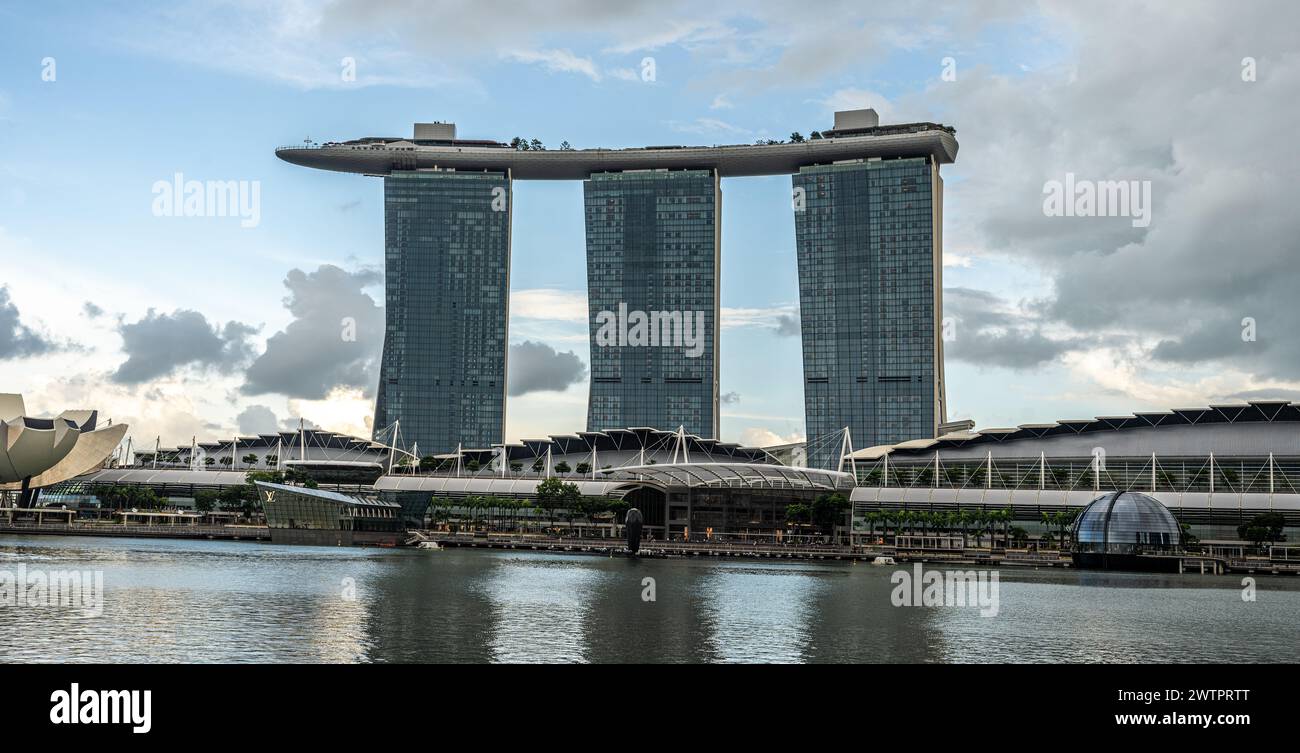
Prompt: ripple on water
<box><xmin>2</xmin><ymin>537</ymin><xmax>1297</xmax><ymax>663</ymax></box>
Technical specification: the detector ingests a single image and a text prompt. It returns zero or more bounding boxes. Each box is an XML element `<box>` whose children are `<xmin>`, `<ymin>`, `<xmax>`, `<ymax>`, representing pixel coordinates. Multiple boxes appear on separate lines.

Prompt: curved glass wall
<box><xmin>1073</xmin><ymin>491</ymin><xmax>1182</xmax><ymax>554</ymax></box>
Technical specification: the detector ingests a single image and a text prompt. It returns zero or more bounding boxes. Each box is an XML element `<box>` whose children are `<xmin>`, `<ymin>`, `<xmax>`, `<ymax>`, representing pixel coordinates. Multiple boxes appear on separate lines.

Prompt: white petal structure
<box><xmin>0</xmin><ymin>394</ymin><xmax>128</xmax><ymax>489</ymax></box>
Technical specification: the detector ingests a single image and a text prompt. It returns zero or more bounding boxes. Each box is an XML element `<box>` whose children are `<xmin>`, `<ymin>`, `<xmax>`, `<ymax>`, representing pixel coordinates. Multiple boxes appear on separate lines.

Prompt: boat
<box><xmin>871</xmin><ymin>556</ymin><xmax>896</xmax><ymax>566</ymax></box>
<box><xmin>416</xmin><ymin>540</ymin><xmax>442</xmax><ymax>550</ymax></box>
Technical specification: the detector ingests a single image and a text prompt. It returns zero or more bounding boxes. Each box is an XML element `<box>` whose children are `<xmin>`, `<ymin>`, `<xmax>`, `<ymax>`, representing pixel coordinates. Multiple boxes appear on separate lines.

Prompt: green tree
<box><xmin>576</xmin><ymin>496</ymin><xmax>608</xmax><ymax>526</ymax></box>
<box><xmin>241</xmin><ymin>453</ymin><xmax>259</xmax><ymax>469</ymax></box>
<box><xmin>535</xmin><ymin>477</ymin><xmax>580</xmax><ymax>528</ymax></box>
<box><xmin>789</xmin><ymin>131</ymin><xmax>805</xmax><ymax>142</ymax></box>
<box><xmin>1237</xmin><ymin>512</ymin><xmax>1285</xmax><ymax>543</ymax></box>
<box><xmin>811</xmin><ymin>491</ymin><xmax>852</xmax><ymax>538</ymax></box>
<box><xmin>554</xmin><ymin>461</ymin><xmax>572</xmax><ymax>476</ymax></box>
<box><xmin>604</xmin><ymin>497</ymin><xmax>629</xmax><ymax>522</ymax></box>
<box><xmin>575</xmin><ymin>462</ymin><xmax>591</xmax><ymax>476</ymax></box>
<box><xmin>193</xmin><ymin>489</ymin><xmax>217</xmax><ymax>513</ymax></box>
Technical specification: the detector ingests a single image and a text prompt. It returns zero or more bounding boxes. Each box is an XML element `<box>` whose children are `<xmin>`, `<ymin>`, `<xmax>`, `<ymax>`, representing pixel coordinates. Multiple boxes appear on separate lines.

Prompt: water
<box><xmin>1</xmin><ymin>535</ymin><xmax>1296</xmax><ymax>663</ymax></box>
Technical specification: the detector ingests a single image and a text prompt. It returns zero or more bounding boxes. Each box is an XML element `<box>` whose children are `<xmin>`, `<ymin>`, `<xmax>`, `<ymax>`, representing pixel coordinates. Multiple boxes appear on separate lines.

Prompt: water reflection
<box><xmin>1</xmin><ymin>536</ymin><xmax>1297</xmax><ymax>663</ymax></box>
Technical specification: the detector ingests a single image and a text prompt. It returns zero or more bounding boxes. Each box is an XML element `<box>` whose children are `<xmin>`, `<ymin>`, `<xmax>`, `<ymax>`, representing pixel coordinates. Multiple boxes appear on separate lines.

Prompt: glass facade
<box><xmin>794</xmin><ymin>158</ymin><xmax>944</xmax><ymax>468</ymax></box>
<box><xmin>258</xmin><ymin>482</ymin><xmax>402</xmax><ymax>533</ymax></box>
<box><xmin>1073</xmin><ymin>492</ymin><xmax>1182</xmax><ymax>554</ymax></box>
<box><xmin>584</xmin><ymin>169</ymin><xmax>720</xmax><ymax>438</ymax></box>
<box><xmin>375</xmin><ymin>170</ymin><xmax>511</xmax><ymax>455</ymax></box>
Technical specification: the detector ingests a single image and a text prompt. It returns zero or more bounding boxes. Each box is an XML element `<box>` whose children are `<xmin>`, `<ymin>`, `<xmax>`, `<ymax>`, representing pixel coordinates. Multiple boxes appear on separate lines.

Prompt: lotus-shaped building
<box><xmin>0</xmin><ymin>393</ymin><xmax>127</xmax><ymax>506</ymax></box>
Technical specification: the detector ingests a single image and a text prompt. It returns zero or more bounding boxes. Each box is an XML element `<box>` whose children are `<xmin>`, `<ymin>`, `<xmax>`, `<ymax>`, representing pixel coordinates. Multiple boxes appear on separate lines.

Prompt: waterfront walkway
<box><xmin>0</xmin><ymin>520</ymin><xmax>270</xmax><ymax>541</ymax></box>
<box><xmin>416</xmin><ymin>531</ymin><xmax>1078</xmax><ymax>566</ymax></box>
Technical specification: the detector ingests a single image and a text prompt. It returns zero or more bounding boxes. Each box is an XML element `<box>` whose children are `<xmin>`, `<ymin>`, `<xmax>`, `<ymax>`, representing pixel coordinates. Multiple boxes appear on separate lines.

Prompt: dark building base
<box><xmin>268</xmin><ymin>528</ymin><xmax>404</xmax><ymax>547</ymax></box>
<box><xmin>1070</xmin><ymin>552</ymin><xmax>1182</xmax><ymax>573</ymax></box>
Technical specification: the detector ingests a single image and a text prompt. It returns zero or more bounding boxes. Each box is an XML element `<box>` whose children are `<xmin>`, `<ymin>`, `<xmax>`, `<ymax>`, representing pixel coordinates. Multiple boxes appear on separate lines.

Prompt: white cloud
<box><xmin>667</xmin><ymin>118</ymin><xmax>750</xmax><ymax>137</ymax></box>
<box><xmin>739</xmin><ymin>427</ymin><xmax>805</xmax><ymax>447</ymax></box>
<box><xmin>505</xmin><ymin>48</ymin><xmax>601</xmax><ymax>81</ymax></box>
<box><xmin>511</xmin><ymin>288</ymin><xmax>587</xmax><ymax>322</ymax></box>
<box><xmin>721</xmin><ymin>304</ymin><xmax>798</xmax><ymax>330</ymax></box>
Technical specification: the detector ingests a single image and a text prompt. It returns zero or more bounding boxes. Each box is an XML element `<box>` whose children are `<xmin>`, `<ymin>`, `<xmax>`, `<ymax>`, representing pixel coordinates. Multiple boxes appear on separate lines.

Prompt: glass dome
<box><xmin>1072</xmin><ymin>491</ymin><xmax>1182</xmax><ymax>555</ymax></box>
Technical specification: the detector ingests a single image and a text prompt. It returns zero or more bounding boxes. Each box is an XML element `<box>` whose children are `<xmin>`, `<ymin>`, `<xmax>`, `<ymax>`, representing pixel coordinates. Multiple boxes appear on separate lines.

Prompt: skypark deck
<box><xmin>275</xmin><ymin>122</ymin><xmax>958</xmax><ymax>179</ymax></box>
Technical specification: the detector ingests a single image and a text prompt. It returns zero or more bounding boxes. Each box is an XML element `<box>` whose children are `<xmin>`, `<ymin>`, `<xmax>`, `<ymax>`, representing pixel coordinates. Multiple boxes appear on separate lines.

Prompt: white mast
<box><xmin>836</xmin><ymin>426</ymin><xmax>855</xmax><ymax>476</ymax></box>
<box><xmin>386</xmin><ymin>420</ymin><xmax>398</xmax><ymax>472</ymax></box>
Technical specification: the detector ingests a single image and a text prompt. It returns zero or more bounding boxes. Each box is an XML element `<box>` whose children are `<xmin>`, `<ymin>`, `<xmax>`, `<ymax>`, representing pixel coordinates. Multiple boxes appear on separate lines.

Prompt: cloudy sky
<box><xmin>1</xmin><ymin>1</ymin><xmax>1297</xmax><ymax>453</ymax></box>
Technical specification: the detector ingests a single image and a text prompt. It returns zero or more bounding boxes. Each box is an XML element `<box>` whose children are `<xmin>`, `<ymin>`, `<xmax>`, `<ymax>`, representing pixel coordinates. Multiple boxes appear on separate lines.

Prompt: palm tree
<box><xmin>864</xmin><ymin>511</ymin><xmax>880</xmax><ymax>540</ymax></box>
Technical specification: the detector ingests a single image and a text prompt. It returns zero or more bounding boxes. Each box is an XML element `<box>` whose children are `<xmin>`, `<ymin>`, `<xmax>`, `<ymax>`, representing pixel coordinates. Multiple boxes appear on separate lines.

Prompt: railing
<box><xmin>424</xmin><ymin>531</ymin><xmax>860</xmax><ymax>557</ymax></box>
<box><xmin>0</xmin><ymin>520</ymin><xmax>268</xmax><ymax>537</ymax></box>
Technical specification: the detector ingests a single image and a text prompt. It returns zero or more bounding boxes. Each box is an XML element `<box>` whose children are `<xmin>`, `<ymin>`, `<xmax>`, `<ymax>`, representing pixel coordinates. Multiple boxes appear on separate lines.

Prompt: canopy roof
<box><xmin>599</xmin><ymin>462</ymin><xmax>854</xmax><ymax>491</ymax></box>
